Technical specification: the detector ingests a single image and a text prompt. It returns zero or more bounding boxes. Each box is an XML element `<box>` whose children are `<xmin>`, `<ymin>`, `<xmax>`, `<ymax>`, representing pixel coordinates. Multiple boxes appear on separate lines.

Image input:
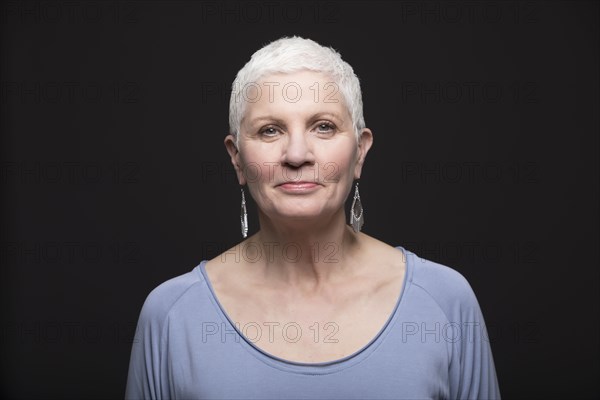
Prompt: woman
<box><xmin>125</xmin><ymin>36</ymin><xmax>501</xmax><ymax>399</ymax></box>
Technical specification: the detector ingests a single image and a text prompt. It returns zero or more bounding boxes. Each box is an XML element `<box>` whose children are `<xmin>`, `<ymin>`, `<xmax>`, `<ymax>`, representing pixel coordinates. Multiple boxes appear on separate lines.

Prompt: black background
<box><xmin>1</xmin><ymin>1</ymin><xmax>598</xmax><ymax>399</ymax></box>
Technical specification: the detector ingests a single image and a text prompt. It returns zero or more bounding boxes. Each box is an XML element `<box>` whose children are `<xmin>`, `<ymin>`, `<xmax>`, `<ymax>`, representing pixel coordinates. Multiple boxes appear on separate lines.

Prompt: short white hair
<box><xmin>228</xmin><ymin>35</ymin><xmax>366</xmax><ymax>148</ymax></box>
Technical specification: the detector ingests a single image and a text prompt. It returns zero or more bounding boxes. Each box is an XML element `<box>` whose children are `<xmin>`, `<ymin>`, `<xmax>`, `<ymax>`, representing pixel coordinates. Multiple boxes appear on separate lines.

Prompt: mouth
<box><xmin>276</xmin><ymin>181</ymin><xmax>320</xmax><ymax>192</ymax></box>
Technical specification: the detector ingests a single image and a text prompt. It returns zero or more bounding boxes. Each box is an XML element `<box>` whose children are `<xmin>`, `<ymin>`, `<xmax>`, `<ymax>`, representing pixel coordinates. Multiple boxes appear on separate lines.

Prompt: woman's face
<box><xmin>225</xmin><ymin>70</ymin><xmax>373</xmax><ymax>226</ymax></box>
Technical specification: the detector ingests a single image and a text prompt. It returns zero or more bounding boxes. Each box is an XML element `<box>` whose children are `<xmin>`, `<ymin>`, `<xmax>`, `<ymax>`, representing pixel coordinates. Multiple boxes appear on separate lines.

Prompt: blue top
<box><xmin>125</xmin><ymin>246</ymin><xmax>501</xmax><ymax>399</ymax></box>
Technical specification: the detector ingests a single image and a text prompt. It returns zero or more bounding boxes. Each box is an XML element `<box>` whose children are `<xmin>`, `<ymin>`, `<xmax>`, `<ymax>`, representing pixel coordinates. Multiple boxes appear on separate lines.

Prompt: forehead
<box><xmin>241</xmin><ymin>70</ymin><xmax>350</xmax><ymax>124</ymax></box>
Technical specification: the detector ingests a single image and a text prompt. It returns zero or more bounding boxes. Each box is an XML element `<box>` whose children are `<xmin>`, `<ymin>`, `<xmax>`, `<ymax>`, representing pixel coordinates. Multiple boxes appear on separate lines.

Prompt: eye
<box><xmin>314</xmin><ymin>121</ymin><xmax>336</xmax><ymax>134</ymax></box>
<box><xmin>260</xmin><ymin>126</ymin><xmax>280</xmax><ymax>137</ymax></box>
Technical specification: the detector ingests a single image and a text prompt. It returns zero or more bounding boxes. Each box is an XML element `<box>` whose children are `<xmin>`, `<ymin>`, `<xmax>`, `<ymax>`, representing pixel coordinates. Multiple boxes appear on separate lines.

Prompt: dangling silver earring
<box><xmin>350</xmin><ymin>181</ymin><xmax>364</xmax><ymax>233</ymax></box>
<box><xmin>240</xmin><ymin>187</ymin><xmax>248</xmax><ymax>238</ymax></box>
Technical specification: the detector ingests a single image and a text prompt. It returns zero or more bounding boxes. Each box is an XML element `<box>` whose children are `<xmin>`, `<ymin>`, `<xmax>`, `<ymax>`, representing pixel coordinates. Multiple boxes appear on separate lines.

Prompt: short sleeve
<box><xmin>125</xmin><ymin>296</ymin><xmax>164</xmax><ymax>400</ymax></box>
<box><xmin>124</xmin><ymin>290</ymin><xmax>171</xmax><ymax>400</ymax></box>
<box><xmin>125</xmin><ymin>270</ymin><xmax>202</xmax><ymax>399</ymax></box>
<box><xmin>449</xmin><ymin>274</ymin><xmax>501</xmax><ymax>399</ymax></box>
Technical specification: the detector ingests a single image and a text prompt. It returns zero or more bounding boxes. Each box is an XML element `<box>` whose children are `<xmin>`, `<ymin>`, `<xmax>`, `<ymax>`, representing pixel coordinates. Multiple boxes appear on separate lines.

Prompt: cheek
<box><xmin>242</xmin><ymin>163</ymin><xmax>264</xmax><ymax>184</ymax></box>
<box><xmin>239</xmin><ymin>151</ymin><xmax>269</xmax><ymax>184</ymax></box>
<box><xmin>319</xmin><ymin>162</ymin><xmax>343</xmax><ymax>183</ymax></box>
<box><xmin>318</xmin><ymin>148</ymin><xmax>356</xmax><ymax>183</ymax></box>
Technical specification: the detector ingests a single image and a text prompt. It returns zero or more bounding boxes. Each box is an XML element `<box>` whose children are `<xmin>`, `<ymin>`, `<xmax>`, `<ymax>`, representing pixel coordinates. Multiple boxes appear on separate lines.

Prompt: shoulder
<box><xmin>136</xmin><ymin>266</ymin><xmax>206</xmax><ymax>328</ymax></box>
<box><xmin>405</xmin><ymin>249</ymin><xmax>482</xmax><ymax>320</ymax></box>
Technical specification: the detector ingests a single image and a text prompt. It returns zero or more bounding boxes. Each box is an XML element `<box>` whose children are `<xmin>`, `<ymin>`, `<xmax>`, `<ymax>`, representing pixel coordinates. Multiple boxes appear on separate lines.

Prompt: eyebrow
<box><xmin>248</xmin><ymin>112</ymin><xmax>345</xmax><ymax>126</ymax></box>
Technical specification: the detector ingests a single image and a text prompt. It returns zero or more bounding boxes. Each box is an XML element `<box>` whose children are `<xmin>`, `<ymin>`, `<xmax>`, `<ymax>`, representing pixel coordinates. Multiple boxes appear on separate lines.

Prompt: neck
<box><xmin>245</xmin><ymin>208</ymin><xmax>365</xmax><ymax>295</ymax></box>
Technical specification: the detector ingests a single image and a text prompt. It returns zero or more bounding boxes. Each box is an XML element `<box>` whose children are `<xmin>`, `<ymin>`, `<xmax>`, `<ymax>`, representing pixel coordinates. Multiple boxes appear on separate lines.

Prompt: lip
<box><xmin>277</xmin><ymin>181</ymin><xmax>320</xmax><ymax>192</ymax></box>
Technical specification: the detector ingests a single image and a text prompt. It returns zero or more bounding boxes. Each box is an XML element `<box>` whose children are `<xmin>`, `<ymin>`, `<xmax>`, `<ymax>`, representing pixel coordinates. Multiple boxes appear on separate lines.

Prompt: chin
<box><xmin>273</xmin><ymin>206</ymin><xmax>335</xmax><ymax>221</ymax></box>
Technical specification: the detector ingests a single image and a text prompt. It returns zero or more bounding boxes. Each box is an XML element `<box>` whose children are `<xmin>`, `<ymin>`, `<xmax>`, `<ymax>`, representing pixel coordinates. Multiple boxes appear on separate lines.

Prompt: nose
<box><xmin>281</xmin><ymin>129</ymin><xmax>315</xmax><ymax>168</ymax></box>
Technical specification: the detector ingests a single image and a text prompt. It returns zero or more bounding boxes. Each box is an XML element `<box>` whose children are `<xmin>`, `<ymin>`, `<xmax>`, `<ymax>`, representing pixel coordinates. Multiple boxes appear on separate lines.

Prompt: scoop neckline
<box><xmin>196</xmin><ymin>245</ymin><xmax>413</xmax><ymax>374</ymax></box>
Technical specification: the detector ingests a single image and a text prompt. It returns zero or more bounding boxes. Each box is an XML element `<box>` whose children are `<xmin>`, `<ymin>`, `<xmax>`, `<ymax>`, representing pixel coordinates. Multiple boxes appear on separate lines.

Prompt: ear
<box><xmin>354</xmin><ymin>128</ymin><xmax>374</xmax><ymax>179</ymax></box>
<box><xmin>224</xmin><ymin>134</ymin><xmax>247</xmax><ymax>186</ymax></box>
